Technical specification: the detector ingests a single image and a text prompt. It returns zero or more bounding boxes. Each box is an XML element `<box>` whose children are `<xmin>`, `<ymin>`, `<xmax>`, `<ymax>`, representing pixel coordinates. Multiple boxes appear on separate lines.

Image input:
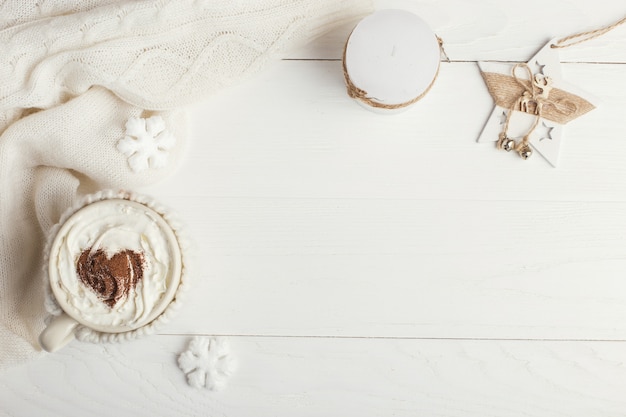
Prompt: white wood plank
<box><xmin>145</xmin><ymin>60</ymin><xmax>626</xmax><ymax>202</ymax></box>
<box><xmin>138</xmin><ymin>197</ymin><xmax>626</xmax><ymax>340</ymax></box>
<box><xmin>290</xmin><ymin>0</ymin><xmax>626</xmax><ymax>63</ymax></box>
<box><xmin>2</xmin><ymin>336</ymin><xmax>626</xmax><ymax>417</ymax></box>
<box><xmin>132</xmin><ymin>56</ymin><xmax>626</xmax><ymax>340</ymax></box>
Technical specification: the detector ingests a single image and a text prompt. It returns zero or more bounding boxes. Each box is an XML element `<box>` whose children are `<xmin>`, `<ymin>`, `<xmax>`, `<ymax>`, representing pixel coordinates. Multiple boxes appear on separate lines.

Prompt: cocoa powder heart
<box><xmin>76</xmin><ymin>247</ymin><xmax>144</xmax><ymax>308</ymax></box>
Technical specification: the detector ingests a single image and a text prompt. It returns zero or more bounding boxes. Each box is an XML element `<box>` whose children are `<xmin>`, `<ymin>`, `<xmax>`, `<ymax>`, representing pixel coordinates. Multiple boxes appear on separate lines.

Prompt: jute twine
<box><xmin>551</xmin><ymin>15</ymin><xmax>626</xmax><ymax>48</ymax></box>
<box><xmin>342</xmin><ymin>36</ymin><xmax>448</xmax><ymax>110</ymax></box>
<box><xmin>496</xmin><ymin>63</ymin><xmax>576</xmax><ymax>153</ymax></box>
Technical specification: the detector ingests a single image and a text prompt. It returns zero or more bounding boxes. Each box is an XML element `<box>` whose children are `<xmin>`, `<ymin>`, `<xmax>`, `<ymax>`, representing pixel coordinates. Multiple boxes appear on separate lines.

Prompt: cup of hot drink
<box><xmin>39</xmin><ymin>191</ymin><xmax>184</xmax><ymax>352</ymax></box>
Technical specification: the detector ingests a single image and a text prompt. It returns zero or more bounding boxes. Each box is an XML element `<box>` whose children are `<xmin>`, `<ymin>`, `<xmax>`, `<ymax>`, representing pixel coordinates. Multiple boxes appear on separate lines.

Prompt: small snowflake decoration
<box><xmin>178</xmin><ymin>337</ymin><xmax>236</xmax><ymax>391</ymax></box>
<box><xmin>117</xmin><ymin>115</ymin><xmax>176</xmax><ymax>172</ymax></box>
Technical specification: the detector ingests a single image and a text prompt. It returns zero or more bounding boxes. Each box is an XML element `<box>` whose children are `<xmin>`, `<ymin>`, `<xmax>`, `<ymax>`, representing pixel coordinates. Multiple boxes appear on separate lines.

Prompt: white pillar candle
<box><xmin>343</xmin><ymin>9</ymin><xmax>441</xmax><ymax>113</ymax></box>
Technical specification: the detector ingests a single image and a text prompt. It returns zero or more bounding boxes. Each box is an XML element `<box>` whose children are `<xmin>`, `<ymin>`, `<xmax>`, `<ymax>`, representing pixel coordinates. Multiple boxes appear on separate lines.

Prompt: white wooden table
<box><xmin>3</xmin><ymin>1</ymin><xmax>626</xmax><ymax>415</ymax></box>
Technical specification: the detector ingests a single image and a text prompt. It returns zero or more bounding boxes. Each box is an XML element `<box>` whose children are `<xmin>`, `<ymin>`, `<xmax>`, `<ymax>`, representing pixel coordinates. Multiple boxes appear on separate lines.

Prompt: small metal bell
<box><xmin>502</xmin><ymin>138</ymin><xmax>516</xmax><ymax>152</ymax></box>
<box><xmin>518</xmin><ymin>144</ymin><xmax>532</xmax><ymax>160</ymax></box>
<box><xmin>497</xmin><ymin>134</ymin><xmax>515</xmax><ymax>152</ymax></box>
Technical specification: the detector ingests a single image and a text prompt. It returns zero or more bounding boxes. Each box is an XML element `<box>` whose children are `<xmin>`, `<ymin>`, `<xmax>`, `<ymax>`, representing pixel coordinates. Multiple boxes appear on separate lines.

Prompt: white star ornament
<box><xmin>477</xmin><ymin>40</ymin><xmax>600</xmax><ymax>166</ymax></box>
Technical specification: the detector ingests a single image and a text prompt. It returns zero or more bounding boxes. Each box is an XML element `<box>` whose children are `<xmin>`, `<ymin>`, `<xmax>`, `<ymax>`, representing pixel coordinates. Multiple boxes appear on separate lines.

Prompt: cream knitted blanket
<box><xmin>0</xmin><ymin>0</ymin><xmax>372</xmax><ymax>369</ymax></box>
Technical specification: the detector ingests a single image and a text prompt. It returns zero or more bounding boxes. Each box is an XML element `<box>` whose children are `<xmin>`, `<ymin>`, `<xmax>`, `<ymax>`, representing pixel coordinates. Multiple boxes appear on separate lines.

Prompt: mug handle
<box><xmin>39</xmin><ymin>313</ymin><xmax>79</xmax><ymax>352</ymax></box>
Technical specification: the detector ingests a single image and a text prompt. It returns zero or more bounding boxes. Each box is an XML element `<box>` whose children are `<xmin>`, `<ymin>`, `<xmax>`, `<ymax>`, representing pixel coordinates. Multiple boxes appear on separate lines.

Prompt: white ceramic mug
<box><xmin>39</xmin><ymin>194</ymin><xmax>183</xmax><ymax>352</ymax></box>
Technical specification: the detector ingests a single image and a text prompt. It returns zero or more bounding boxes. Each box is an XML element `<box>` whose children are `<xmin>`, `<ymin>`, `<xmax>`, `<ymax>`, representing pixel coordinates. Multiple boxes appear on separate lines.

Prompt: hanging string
<box><xmin>551</xmin><ymin>15</ymin><xmax>626</xmax><ymax>48</ymax></box>
<box><xmin>498</xmin><ymin>64</ymin><xmax>543</xmax><ymax>158</ymax></box>
<box><xmin>497</xmin><ymin>63</ymin><xmax>582</xmax><ymax>157</ymax></box>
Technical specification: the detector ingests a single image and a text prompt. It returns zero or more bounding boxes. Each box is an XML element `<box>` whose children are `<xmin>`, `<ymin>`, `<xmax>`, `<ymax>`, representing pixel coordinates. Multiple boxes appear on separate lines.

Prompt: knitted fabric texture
<box><xmin>0</xmin><ymin>0</ymin><xmax>373</xmax><ymax>369</ymax></box>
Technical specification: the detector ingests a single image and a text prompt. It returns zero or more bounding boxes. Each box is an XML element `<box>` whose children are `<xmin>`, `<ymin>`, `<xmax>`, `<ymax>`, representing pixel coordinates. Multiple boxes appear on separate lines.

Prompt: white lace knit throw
<box><xmin>0</xmin><ymin>0</ymin><xmax>373</xmax><ymax>369</ymax></box>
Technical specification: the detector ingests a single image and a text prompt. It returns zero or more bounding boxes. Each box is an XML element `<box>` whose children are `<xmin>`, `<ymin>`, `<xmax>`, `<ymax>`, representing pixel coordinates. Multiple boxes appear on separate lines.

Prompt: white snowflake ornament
<box><xmin>178</xmin><ymin>337</ymin><xmax>236</xmax><ymax>391</ymax></box>
<box><xmin>117</xmin><ymin>115</ymin><xmax>176</xmax><ymax>172</ymax></box>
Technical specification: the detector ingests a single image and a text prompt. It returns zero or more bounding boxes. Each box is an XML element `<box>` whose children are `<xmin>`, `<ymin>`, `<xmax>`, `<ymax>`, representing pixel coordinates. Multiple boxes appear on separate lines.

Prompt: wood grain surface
<box><xmin>2</xmin><ymin>1</ymin><xmax>626</xmax><ymax>416</ymax></box>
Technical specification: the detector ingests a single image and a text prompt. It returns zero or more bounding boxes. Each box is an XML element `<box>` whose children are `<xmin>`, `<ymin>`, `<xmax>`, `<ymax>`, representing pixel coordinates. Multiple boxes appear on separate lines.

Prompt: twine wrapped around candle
<box><xmin>342</xmin><ymin>36</ymin><xmax>447</xmax><ymax>110</ymax></box>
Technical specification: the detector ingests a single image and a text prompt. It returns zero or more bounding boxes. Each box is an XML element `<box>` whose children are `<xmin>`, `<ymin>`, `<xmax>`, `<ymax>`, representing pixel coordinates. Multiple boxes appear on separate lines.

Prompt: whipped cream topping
<box><xmin>49</xmin><ymin>199</ymin><xmax>181</xmax><ymax>333</ymax></box>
